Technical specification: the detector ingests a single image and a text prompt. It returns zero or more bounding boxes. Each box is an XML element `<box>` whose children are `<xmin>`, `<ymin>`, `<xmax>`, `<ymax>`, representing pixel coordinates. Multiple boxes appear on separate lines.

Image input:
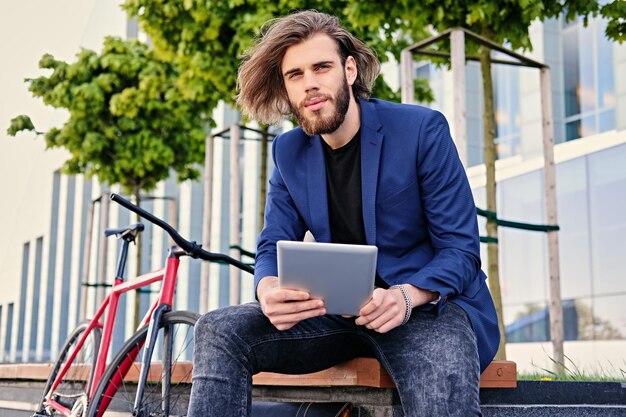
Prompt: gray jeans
<box><xmin>187</xmin><ymin>301</ymin><xmax>480</xmax><ymax>417</ymax></box>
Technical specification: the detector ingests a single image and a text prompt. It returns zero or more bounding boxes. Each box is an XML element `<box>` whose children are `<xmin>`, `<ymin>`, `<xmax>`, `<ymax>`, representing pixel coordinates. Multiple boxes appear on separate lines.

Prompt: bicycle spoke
<box><xmin>87</xmin><ymin>311</ymin><xmax>197</xmax><ymax>417</ymax></box>
<box><xmin>37</xmin><ymin>322</ymin><xmax>100</xmax><ymax>417</ymax></box>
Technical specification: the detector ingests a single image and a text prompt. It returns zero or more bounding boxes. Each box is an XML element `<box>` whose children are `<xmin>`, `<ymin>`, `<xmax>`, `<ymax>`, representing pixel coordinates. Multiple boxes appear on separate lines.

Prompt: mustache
<box><xmin>300</xmin><ymin>93</ymin><xmax>333</xmax><ymax>108</ymax></box>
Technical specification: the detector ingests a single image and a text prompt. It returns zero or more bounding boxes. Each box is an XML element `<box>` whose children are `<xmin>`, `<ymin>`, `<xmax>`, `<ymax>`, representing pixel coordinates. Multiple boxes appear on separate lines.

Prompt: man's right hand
<box><xmin>256</xmin><ymin>276</ymin><xmax>326</xmax><ymax>330</ymax></box>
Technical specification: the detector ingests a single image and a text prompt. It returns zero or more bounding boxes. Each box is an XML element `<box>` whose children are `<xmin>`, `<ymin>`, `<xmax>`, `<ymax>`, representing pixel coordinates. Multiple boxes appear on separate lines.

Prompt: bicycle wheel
<box><xmin>87</xmin><ymin>310</ymin><xmax>199</xmax><ymax>417</ymax></box>
<box><xmin>36</xmin><ymin>320</ymin><xmax>101</xmax><ymax>416</ymax></box>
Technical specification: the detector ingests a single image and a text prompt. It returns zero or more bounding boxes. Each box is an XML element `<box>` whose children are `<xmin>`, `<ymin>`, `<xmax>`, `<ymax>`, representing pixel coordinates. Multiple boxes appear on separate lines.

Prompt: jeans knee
<box><xmin>194</xmin><ymin>303</ymin><xmax>264</xmax><ymax>347</ymax></box>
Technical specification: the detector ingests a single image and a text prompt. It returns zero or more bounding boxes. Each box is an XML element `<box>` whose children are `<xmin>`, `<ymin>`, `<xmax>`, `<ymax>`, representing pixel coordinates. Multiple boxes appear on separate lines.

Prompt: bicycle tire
<box><xmin>35</xmin><ymin>320</ymin><xmax>102</xmax><ymax>416</ymax></box>
<box><xmin>87</xmin><ymin>310</ymin><xmax>199</xmax><ymax>417</ymax></box>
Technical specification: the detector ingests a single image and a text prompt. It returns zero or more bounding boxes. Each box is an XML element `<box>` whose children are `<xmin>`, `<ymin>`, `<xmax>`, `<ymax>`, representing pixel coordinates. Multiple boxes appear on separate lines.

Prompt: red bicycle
<box><xmin>33</xmin><ymin>193</ymin><xmax>253</xmax><ymax>417</ymax></box>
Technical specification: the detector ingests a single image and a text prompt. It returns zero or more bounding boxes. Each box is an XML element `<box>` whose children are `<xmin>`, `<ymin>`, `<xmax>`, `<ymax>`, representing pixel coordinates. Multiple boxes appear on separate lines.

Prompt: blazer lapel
<box><xmin>306</xmin><ymin>135</ymin><xmax>331</xmax><ymax>242</ymax></box>
<box><xmin>359</xmin><ymin>99</ymin><xmax>383</xmax><ymax>246</ymax></box>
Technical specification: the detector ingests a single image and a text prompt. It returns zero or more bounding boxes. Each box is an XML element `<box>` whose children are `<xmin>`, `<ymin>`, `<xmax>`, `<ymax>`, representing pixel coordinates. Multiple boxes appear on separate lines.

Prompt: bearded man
<box><xmin>188</xmin><ymin>10</ymin><xmax>499</xmax><ymax>417</ymax></box>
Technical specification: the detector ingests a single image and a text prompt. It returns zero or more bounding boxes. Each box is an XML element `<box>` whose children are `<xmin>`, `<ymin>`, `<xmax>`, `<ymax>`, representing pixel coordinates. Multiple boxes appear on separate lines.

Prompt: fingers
<box><xmin>259</xmin><ymin>286</ymin><xmax>326</xmax><ymax>330</ymax></box>
<box><xmin>263</xmin><ymin>295</ymin><xmax>324</xmax><ymax>317</ymax></box>
<box><xmin>357</xmin><ymin>287</ymin><xmax>386</xmax><ymax>317</ymax></box>
<box><xmin>355</xmin><ymin>288</ymin><xmax>405</xmax><ymax>333</ymax></box>
<box><xmin>267</xmin><ymin>304</ymin><xmax>327</xmax><ymax>330</ymax></box>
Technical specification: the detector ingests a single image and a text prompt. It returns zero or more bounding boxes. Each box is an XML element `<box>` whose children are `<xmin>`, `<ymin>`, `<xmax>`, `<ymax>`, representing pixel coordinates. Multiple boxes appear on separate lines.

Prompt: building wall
<box><xmin>0</xmin><ymin>1</ymin><xmax>127</xmax><ymax>361</ymax></box>
<box><xmin>468</xmin><ymin>130</ymin><xmax>626</xmax><ymax>375</ymax></box>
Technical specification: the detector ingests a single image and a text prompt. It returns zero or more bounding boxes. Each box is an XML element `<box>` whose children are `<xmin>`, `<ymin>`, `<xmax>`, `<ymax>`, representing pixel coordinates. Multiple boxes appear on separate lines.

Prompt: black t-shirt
<box><xmin>322</xmin><ymin>130</ymin><xmax>386</xmax><ymax>288</ymax></box>
<box><xmin>322</xmin><ymin>130</ymin><xmax>367</xmax><ymax>245</ymax></box>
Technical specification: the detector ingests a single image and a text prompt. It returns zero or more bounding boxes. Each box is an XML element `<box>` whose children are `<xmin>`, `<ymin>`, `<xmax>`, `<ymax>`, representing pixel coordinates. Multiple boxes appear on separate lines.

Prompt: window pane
<box><xmin>494</xmin><ymin>66</ymin><xmax>509</xmax><ymax>137</ymax></box>
<box><xmin>597</xmin><ymin>20</ymin><xmax>615</xmax><ymax>110</ymax></box>
<box><xmin>566</xmin><ymin>119</ymin><xmax>581</xmax><ymax>141</ymax></box>
<box><xmin>563</xmin><ymin>25</ymin><xmax>580</xmax><ymax>117</ymax></box>
<box><xmin>591</xmin><ymin>294</ymin><xmax>626</xmax><ymax>340</ymax></box>
<box><xmin>505</xmin><ymin>302</ymin><xmax>550</xmax><ymax>343</ymax></box>
<box><xmin>578</xmin><ymin>22</ymin><xmax>596</xmax><ymax>114</ymax></box>
<box><xmin>556</xmin><ymin>158</ymin><xmax>592</xmax><ymax>300</ymax></box>
<box><xmin>599</xmin><ymin>109</ymin><xmax>615</xmax><ymax>132</ymax></box>
<box><xmin>499</xmin><ymin>171</ymin><xmax>547</xmax><ymax>306</ymax></box>
<box><xmin>573</xmin><ymin>298</ymin><xmax>596</xmax><ymax>340</ymax></box>
<box><xmin>581</xmin><ymin>114</ymin><xmax>597</xmax><ymax>137</ymax></box>
<box><xmin>505</xmin><ymin>298</ymin><xmax>590</xmax><ymax>343</ymax></box>
<box><xmin>588</xmin><ymin>146</ymin><xmax>626</xmax><ymax>295</ymax></box>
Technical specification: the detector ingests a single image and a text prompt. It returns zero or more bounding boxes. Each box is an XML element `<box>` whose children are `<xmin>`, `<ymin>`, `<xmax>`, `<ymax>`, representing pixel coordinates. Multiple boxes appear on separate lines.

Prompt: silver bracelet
<box><xmin>391</xmin><ymin>285</ymin><xmax>413</xmax><ymax>325</ymax></box>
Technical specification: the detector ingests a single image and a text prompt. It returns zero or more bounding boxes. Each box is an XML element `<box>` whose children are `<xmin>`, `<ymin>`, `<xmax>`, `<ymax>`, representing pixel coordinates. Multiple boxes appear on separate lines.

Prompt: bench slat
<box><xmin>253</xmin><ymin>359</ymin><xmax>516</xmax><ymax>389</ymax></box>
<box><xmin>0</xmin><ymin>359</ymin><xmax>516</xmax><ymax>388</ymax></box>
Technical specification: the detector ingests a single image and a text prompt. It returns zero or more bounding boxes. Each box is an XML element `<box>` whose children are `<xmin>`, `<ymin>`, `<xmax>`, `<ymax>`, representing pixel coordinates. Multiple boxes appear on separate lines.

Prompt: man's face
<box><xmin>281</xmin><ymin>34</ymin><xmax>356</xmax><ymax>136</ymax></box>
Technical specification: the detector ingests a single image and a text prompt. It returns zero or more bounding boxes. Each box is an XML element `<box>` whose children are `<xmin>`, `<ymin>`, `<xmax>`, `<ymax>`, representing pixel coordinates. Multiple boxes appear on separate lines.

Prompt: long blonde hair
<box><xmin>236</xmin><ymin>10</ymin><xmax>380</xmax><ymax>125</ymax></box>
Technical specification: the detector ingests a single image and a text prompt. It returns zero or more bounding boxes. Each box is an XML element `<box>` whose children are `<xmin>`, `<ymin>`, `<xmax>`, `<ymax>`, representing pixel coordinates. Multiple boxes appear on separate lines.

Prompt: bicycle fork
<box><xmin>133</xmin><ymin>247</ymin><xmax>183</xmax><ymax>416</ymax></box>
<box><xmin>133</xmin><ymin>303</ymin><xmax>172</xmax><ymax>416</ymax></box>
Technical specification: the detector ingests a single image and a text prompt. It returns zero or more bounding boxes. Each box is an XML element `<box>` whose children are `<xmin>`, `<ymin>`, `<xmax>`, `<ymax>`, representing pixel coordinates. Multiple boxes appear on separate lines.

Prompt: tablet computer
<box><xmin>277</xmin><ymin>240</ymin><xmax>377</xmax><ymax>316</ymax></box>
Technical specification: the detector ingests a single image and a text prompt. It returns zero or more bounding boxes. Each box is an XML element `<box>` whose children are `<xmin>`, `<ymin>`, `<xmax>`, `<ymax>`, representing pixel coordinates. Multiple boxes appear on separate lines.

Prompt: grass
<box><xmin>517</xmin><ymin>354</ymin><xmax>626</xmax><ymax>382</ymax></box>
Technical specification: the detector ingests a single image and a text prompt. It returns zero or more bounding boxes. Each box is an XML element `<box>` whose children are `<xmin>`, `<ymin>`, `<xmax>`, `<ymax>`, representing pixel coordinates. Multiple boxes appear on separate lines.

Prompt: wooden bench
<box><xmin>0</xmin><ymin>360</ymin><xmax>515</xmax><ymax>416</ymax></box>
<box><xmin>0</xmin><ymin>359</ymin><xmax>515</xmax><ymax>389</ymax></box>
<box><xmin>253</xmin><ymin>358</ymin><xmax>517</xmax><ymax>389</ymax></box>
<box><xmin>0</xmin><ymin>359</ymin><xmax>516</xmax><ymax>388</ymax></box>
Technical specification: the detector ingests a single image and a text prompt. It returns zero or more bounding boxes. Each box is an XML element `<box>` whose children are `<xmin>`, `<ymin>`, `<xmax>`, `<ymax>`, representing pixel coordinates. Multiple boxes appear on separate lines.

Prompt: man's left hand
<box><xmin>354</xmin><ymin>287</ymin><xmax>406</xmax><ymax>333</ymax></box>
<box><xmin>355</xmin><ymin>285</ymin><xmax>439</xmax><ymax>333</ymax></box>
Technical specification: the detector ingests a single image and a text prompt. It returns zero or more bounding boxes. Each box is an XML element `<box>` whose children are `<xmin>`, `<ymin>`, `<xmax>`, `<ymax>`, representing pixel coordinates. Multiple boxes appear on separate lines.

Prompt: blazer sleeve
<box><xmin>254</xmin><ymin>136</ymin><xmax>307</xmax><ymax>293</ymax></box>
<box><xmin>406</xmin><ymin>110</ymin><xmax>483</xmax><ymax>312</ymax></box>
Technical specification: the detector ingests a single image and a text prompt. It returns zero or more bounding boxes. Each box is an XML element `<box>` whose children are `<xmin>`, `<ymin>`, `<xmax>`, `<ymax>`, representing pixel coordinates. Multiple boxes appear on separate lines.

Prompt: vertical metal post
<box><xmin>96</xmin><ymin>193</ymin><xmax>109</xmax><ymax>308</ymax></box>
<box><xmin>401</xmin><ymin>49</ymin><xmax>414</xmax><ymax>104</ymax></box>
<box><xmin>200</xmin><ymin>133</ymin><xmax>213</xmax><ymax>313</ymax></box>
<box><xmin>540</xmin><ymin>67</ymin><xmax>564</xmax><ymax>372</ymax></box>
<box><xmin>79</xmin><ymin>196</ymin><xmax>97</xmax><ymax>321</ymax></box>
<box><xmin>451</xmin><ymin>29</ymin><xmax>468</xmax><ymax>167</ymax></box>
<box><xmin>229</xmin><ymin>124</ymin><xmax>241</xmax><ymax>306</ymax></box>
<box><xmin>167</xmin><ymin>198</ymin><xmax>177</xmax><ymax>246</ymax></box>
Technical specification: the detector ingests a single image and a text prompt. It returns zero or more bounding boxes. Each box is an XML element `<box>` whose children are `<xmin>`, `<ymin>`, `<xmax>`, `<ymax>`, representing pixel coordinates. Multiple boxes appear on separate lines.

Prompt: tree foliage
<box><xmin>122</xmin><ymin>0</ymin><xmax>622</xmax><ymax>116</ymax></box>
<box><xmin>601</xmin><ymin>0</ymin><xmax>626</xmax><ymax>42</ymax></box>
<box><xmin>347</xmin><ymin>0</ymin><xmax>621</xmax><ymax>53</ymax></box>
<box><xmin>122</xmin><ymin>0</ymin><xmax>435</xmax><ymax>109</ymax></box>
<box><xmin>7</xmin><ymin>36</ymin><xmax>208</xmax><ymax>196</ymax></box>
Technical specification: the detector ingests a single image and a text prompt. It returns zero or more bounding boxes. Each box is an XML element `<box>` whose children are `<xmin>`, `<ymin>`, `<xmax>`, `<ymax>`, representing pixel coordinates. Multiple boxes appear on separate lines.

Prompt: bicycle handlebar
<box><xmin>110</xmin><ymin>193</ymin><xmax>254</xmax><ymax>274</ymax></box>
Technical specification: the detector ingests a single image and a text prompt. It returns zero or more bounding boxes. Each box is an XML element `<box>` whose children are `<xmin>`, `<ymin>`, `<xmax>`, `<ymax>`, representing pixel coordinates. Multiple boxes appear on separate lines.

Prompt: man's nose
<box><xmin>303</xmin><ymin>71</ymin><xmax>320</xmax><ymax>93</ymax></box>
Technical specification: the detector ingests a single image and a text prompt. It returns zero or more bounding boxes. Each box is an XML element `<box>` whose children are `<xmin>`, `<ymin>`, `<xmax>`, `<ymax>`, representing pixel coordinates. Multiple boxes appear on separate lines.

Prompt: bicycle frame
<box><xmin>39</xmin><ymin>193</ymin><xmax>253</xmax><ymax>417</ymax></box>
<box><xmin>44</xmin><ymin>242</ymin><xmax>183</xmax><ymax>416</ymax></box>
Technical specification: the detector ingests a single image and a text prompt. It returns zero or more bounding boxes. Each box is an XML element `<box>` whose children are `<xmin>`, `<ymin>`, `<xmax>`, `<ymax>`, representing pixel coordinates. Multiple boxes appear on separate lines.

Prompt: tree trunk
<box><xmin>133</xmin><ymin>189</ymin><xmax>142</xmax><ymax>331</ymax></box>
<box><xmin>479</xmin><ymin>29</ymin><xmax>507</xmax><ymax>361</ymax></box>
<box><xmin>258</xmin><ymin>124</ymin><xmax>269</xmax><ymax>233</ymax></box>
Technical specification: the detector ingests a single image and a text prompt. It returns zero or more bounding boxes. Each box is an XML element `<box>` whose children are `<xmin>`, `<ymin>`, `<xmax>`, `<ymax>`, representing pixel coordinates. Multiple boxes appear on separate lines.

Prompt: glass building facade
<box><xmin>419</xmin><ymin>13</ymin><xmax>625</xmax><ymax>370</ymax></box>
<box><xmin>472</xmin><ymin>143</ymin><xmax>626</xmax><ymax>344</ymax></box>
<box><xmin>416</xmin><ymin>15</ymin><xmax>618</xmax><ymax>167</ymax></box>
<box><xmin>562</xmin><ymin>17</ymin><xmax>616</xmax><ymax>141</ymax></box>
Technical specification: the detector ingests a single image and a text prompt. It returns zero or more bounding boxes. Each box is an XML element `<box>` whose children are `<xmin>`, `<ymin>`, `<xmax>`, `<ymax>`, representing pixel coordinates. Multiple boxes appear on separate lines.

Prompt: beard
<box><xmin>289</xmin><ymin>76</ymin><xmax>351</xmax><ymax>136</ymax></box>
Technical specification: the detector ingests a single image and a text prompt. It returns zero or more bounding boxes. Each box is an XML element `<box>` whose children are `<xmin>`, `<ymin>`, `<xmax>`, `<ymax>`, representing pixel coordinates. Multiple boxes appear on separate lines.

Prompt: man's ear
<box><xmin>345</xmin><ymin>56</ymin><xmax>358</xmax><ymax>86</ymax></box>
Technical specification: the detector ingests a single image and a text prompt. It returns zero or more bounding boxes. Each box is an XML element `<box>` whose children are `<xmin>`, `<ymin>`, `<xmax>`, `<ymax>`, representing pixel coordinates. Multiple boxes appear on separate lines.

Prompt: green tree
<box><xmin>7</xmin><ymin>36</ymin><xmax>209</xmax><ymax>327</ymax></box>
<box><xmin>8</xmin><ymin>36</ymin><xmax>208</xmax><ymax>199</ymax></box>
<box><xmin>122</xmin><ymin>0</ymin><xmax>433</xmax><ymax>109</ymax></box>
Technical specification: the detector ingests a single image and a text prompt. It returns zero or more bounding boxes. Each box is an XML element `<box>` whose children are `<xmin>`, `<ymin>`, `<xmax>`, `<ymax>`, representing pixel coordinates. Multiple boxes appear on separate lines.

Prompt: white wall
<box><xmin>0</xmin><ymin>0</ymin><xmax>127</xmax><ymax>359</ymax></box>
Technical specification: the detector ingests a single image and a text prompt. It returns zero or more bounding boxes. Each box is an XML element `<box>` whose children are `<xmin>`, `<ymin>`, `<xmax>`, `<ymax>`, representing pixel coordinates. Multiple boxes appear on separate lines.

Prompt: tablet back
<box><xmin>277</xmin><ymin>241</ymin><xmax>377</xmax><ymax>316</ymax></box>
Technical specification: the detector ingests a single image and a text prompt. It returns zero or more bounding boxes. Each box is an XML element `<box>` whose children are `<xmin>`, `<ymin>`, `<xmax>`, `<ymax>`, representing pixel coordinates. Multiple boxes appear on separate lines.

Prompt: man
<box><xmin>188</xmin><ymin>10</ymin><xmax>499</xmax><ymax>417</ymax></box>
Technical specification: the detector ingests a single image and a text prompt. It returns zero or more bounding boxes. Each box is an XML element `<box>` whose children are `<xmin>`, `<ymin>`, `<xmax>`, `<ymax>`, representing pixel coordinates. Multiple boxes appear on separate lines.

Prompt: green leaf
<box><xmin>7</xmin><ymin>115</ymin><xmax>36</xmax><ymax>136</ymax></box>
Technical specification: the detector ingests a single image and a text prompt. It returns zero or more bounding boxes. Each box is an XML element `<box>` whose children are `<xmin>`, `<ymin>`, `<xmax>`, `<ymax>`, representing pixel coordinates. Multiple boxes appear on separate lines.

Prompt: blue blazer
<box><xmin>255</xmin><ymin>98</ymin><xmax>500</xmax><ymax>371</ymax></box>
